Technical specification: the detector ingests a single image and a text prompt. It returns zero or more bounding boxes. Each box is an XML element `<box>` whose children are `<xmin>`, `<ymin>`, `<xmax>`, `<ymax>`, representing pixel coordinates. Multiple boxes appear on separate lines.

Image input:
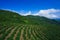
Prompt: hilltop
<box><xmin>0</xmin><ymin>10</ymin><xmax>59</xmax><ymax>25</ymax></box>
<box><xmin>0</xmin><ymin>10</ymin><xmax>60</xmax><ymax>40</ymax></box>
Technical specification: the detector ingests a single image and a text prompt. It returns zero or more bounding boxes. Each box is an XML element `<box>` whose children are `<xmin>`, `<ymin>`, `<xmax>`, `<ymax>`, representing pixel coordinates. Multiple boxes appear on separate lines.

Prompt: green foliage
<box><xmin>0</xmin><ymin>10</ymin><xmax>60</xmax><ymax>40</ymax></box>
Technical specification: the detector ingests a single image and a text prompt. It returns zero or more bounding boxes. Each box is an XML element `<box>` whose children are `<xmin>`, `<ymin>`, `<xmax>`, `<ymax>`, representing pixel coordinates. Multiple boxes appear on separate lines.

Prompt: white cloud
<box><xmin>20</xmin><ymin>11</ymin><xmax>32</xmax><ymax>16</ymax></box>
<box><xmin>2</xmin><ymin>8</ymin><xmax>60</xmax><ymax>19</ymax></box>
<box><xmin>20</xmin><ymin>8</ymin><xmax>60</xmax><ymax>19</ymax></box>
<box><xmin>37</xmin><ymin>9</ymin><xmax>60</xmax><ymax>18</ymax></box>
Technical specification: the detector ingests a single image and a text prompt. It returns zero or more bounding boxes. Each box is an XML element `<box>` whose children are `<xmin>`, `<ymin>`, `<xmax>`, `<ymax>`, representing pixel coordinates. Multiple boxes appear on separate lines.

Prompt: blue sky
<box><xmin>0</xmin><ymin>0</ymin><xmax>60</xmax><ymax>19</ymax></box>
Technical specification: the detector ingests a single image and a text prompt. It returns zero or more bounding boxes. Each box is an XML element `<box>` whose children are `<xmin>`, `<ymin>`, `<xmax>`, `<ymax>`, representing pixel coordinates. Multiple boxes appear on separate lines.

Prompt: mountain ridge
<box><xmin>0</xmin><ymin>10</ymin><xmax>59</xmax><ymax>25</ymax></box>
<box><xmin>0</xmin><ymin>10</ymin><xmax>60</xmax><ymax>40</ymax></box>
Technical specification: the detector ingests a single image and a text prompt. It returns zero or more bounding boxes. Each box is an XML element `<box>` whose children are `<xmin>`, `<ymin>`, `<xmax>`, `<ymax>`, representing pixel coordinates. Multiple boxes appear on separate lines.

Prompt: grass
<box><xmin>0</xmin><ymin>10</ymin><xmax>60</xmax><ymax>40</ymax></box>
<box><xmin>0</xmin><ymin>23</ymin><xmax>60</xmax><ymax>40</ymax></box>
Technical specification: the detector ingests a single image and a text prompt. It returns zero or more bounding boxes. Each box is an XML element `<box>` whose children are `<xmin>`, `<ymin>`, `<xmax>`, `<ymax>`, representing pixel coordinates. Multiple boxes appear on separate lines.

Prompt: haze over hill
<box><xmin>0</xmin><ymin>10</ymin><xmax>60</xmax><ymax>40</ymax></box>
<box><xmin>1</xmin><ymin>9</ymin><xmax>60</xmax><ymax>19</ymax></box>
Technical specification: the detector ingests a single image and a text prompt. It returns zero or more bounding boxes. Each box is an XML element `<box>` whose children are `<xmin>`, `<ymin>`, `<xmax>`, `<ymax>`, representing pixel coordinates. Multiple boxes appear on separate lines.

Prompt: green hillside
<box><xmin>0</xmin><ymin>10</ymin><xmax>60</xmax><ymax>40</ymax></box>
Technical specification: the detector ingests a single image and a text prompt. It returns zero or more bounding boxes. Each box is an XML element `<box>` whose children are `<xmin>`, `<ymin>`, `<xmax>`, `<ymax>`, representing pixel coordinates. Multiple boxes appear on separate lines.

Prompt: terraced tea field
<box><xmin>0</xmin><ymin>24</ymin><xmax>60</xmax><ymax>40</ymax></box>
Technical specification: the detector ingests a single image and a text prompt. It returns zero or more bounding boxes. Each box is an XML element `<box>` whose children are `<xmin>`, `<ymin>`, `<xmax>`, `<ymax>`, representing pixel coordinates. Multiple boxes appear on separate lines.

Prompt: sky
<box><xmin>0</xmin><ymin>0</ymin><xmax>60</xmax><ymax>19</ymax></box>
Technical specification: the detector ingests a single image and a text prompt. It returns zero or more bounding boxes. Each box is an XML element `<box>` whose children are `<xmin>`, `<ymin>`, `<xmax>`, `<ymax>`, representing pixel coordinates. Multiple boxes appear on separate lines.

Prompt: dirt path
<box><xmin>0</xmin><ymin>34</ymin><xmax>3</xmax><ymax>38</ymax></box>
<box><xmin>13</xmin><ymin>28</ymin><xmax>20</xmax><ymax>40</ymax></box>
<box><xmin>5</xmin><ymin>27</ymin><xmax>13</xmax><ymax>33</ymax></box>
<box><xmin>28</xmin><ymin>27</ymin><xmax>31</xmax><ymax>40</ymax></box>
<box><xmin>20</xmin><ymin>27</ymin><xmax>25</xmax><ymax>40</ymax></box>
<box><xmin>32</xmin><ymin>30</ymin><xmax>37</xmax><ymax>39</ymax></box>
<box><xmin>25</xmin><ymin>27</ymin><xmax>29</xmax><ymax>40</ymax></box>
<box><xmin>4</xmin><ymin>27</ymin><xmax>17</xmax><ymax>40</ymax></box>
<box><xmin>30</xmin><ymin>28</ymin><xmax>35</xmax><ymax>40</ymax></box>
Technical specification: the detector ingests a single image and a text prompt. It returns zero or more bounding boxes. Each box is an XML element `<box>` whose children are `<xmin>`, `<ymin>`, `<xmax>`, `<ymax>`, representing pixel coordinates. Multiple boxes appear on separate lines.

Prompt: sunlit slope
<box><xmin>0</xmin><ymin>10</ymin><xmax>60</xmax><ymax>40</ymax></box>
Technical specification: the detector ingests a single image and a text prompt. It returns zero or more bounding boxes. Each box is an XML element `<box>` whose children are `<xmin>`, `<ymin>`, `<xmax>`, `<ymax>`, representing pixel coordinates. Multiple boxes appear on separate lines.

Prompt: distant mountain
<box><xmin>0</xmin><ymin>10</ymin><xmax>59</xmax><ymax>25</ymax></box>
<box><xmin>0</xmin><ymin>10</ymin><xmax>60</xmax><ymax>40</ymax></box>
<box><xmin>55</xmin><ymin>18</ymin><xmax>60</xmax><ymax>21</ymax></box>
<box><xmin>52</xmin><ymin>18</ymin><xmax>60</xmax><ymax>23</ymax></box>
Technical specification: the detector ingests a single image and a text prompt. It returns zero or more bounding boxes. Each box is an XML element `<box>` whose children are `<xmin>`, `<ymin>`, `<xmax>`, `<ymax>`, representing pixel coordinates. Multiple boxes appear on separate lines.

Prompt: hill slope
<box><xmin>0</xmin><ymin>10</ymin><xmax>60</xmax><ymax>40</ymax></box>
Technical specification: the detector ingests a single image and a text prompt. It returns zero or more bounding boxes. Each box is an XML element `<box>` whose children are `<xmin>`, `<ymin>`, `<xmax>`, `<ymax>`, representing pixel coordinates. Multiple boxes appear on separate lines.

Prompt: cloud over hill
<box><xmin>1</xmin><ymin>8</ymin><xmax>60</xmax><ymax>19</ymax></box>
